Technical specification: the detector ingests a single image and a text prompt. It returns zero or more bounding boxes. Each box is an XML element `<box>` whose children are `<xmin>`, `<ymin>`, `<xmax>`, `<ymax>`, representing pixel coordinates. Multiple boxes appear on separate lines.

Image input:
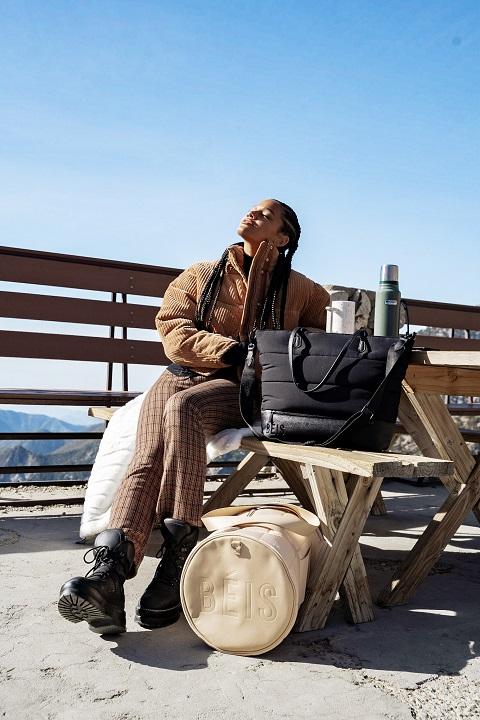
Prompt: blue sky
<box><xmin>1</xmin><ymin>1</ymin><xmax>479</xmax><ymax>300</ymax></box>
<box><xmin>1</xmin><ymin>1</ymin><xmax>479</xmax><ymax>419</ymax></box>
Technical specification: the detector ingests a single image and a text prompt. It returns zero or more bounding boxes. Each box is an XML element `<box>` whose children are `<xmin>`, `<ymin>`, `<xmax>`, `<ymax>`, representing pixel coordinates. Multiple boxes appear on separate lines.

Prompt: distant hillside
<box><xmin>0</xmin><ymin>409</ymin><xmax>103</xmax><ymax>482</ymax></box>
<box><xmin>0</xmin><ymin>408</ymin><xmax>90</xmax><ymax>433</ymax></box>
<box><xmin>0</xmin><ymin>408</ymin><xmax>102</xmax><ymax>453</ymax></box>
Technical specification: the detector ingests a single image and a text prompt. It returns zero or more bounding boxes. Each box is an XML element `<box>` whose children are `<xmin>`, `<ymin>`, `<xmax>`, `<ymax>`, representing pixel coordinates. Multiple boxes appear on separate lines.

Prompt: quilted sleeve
<box><xmin>155</xmin><ymin>263</ymin><xmax>238</xmax><ymax>369</ymax></box>
<box><xmin>299</xmin><ymin>280</ymin><xmax>330</xmax><ymax>330</ymax></box>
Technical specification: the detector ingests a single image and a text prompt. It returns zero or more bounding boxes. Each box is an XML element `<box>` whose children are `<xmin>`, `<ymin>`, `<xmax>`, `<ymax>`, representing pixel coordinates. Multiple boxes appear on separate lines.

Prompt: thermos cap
<box><xmin>380</xmin><ymin>264</ymin><xmax>399</xmax><ymax>282</ymax></box>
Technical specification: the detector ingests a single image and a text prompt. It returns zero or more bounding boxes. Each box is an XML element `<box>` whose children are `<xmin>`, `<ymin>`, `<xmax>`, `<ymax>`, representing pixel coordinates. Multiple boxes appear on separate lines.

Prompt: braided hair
<box><xmin>195</xmin><ymin>201</ymin><xmax>301</xmax><ymax>332</ymax></box>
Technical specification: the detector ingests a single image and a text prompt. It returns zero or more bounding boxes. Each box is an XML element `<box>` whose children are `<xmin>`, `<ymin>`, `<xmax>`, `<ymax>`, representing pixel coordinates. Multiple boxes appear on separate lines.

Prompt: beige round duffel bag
<box><xmin>180</xmin><ymin>504</ymin><xmax>320</xmax><ymax>656</ymax></box>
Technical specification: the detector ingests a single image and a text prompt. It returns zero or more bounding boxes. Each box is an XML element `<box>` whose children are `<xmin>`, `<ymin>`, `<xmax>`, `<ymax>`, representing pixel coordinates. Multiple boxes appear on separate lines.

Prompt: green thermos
<box><xmin>373</xmin><ymin>264</ymin><xmax>401</xmax><ymax>337</ymax></box>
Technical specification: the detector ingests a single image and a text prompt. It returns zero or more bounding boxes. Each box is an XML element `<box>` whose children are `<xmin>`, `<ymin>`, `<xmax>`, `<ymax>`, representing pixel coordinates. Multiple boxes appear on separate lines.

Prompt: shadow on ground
<box><xmin>1</xmin><ymin>481</ymin><xmax>479</xmax><ymax>684</ymax></box>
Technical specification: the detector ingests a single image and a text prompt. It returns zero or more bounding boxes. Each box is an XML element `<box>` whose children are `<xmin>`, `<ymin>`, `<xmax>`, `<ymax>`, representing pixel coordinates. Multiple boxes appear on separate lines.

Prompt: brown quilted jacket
<box><xmin>156</xmin><ymin>240</ymin><xmax>330</xmax><ymax>376</ymax></box>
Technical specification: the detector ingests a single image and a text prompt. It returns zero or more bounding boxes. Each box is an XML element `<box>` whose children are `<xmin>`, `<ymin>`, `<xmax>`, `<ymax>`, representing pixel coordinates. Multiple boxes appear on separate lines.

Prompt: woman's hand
<box><xmin>221</xmin><ymin>341</ymin><xmax>249</xmax><ymax>367</ymax></box>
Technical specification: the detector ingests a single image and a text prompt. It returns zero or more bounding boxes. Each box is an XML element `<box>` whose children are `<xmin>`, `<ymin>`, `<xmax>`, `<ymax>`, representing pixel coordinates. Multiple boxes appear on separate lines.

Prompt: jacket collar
<box><xmin>227</xmin><ymin>241</ymin><xmax>279</xmax><ymax>277</ymax></box>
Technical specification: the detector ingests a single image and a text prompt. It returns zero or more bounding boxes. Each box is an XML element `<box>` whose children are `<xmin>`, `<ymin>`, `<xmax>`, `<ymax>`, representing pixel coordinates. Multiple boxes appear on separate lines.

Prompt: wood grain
<box><xmin>296</xmin><ymin>473</ymin><xmax>383</xmax><ymax>631</ymax></box>
<box><xmin>201</xmin><ymin>452</ymin><xmax>267</xmax><ymax>514</ymax></box>
<box><xmin>378</xmin><ymin>461</ymin><xmax>480</xmax><ymax>606</ymax></box>
<box><xmin>240</xmin><ymin>437</ymin><xmax>453</xmax><ymax>479</ymax></box>
<box><xmin>405</xmin><ymin>365</ymin><xmax>480</xmax><ymax>395</ymax></box>
<box><xmin>300</xmin><ymin>465</ymin><xmax>375</xmax><ymax>626</ymax></box>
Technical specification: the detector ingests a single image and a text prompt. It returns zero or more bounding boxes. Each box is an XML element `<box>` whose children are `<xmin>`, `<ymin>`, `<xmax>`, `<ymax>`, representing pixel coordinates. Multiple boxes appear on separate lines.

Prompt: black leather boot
<box><xmin>58</xmin><ymin>529</ymin><xmax>135</xmax><ymax>635</ymax></box>
<box><xmin>135</xmin><ymin>518</ymin><xmax>199</xmax><ymax>629</ymax></box>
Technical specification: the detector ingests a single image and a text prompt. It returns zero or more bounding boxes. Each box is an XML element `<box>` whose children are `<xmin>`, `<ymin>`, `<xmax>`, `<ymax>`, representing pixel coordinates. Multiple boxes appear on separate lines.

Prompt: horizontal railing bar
<box><xmin>0</xmin><ymin>330</ymin><xmax>168</xmax><ymax>365</ymax></box>
<box><xmin>447</xmin><ymin>404</ymin><xmax>480</xmax><ymax>415</ymax></box>
<box><xmin>0</xmin><ymin>245</ymin><xmax>182</xmax><ymax>274</ymax></box>
<box><xmin>0</xmin><ymin>432</ymin><xmax>103</xmax><ymax>440</ymax></box>
<box><xmin>0</xmin><ymin>464</ymin><xmax>93</xmax><ymax>474</ymax></box>
<box><xmin>405</xmin><ymin>297</ymin><xmax>480</xmax><ymax>331</ymax></box>
<box><xmin>404</xmin><ymin>297</ymin><xmax>480</xmax><ymax>312</ymax></box>
<box><xmin>0</xmin><ymin>390</ymin><xmax>140</xmax><ymax>405</ymax></box>
<box><xmin>0</xmin><ymin>291</ymin><xmax>159</xmax><ymax>330</ymax></box>
<box><xmin>0</xmin><ymin>245</ymin><xmax>183</xmax><ymax>274</ymax></box>
<box><xmin>413</xmin><ymin>335</ymin><xmax>480</xmax><ymax>351</ymax></box>
<box><xmin>0</xmin><ymin>246</ymin><xmax>182</xmax><ymax>297</ymax></box>
<box><xmin>0</xmin><ymin>486</ymin><xmax>291</xmax><ymax>507</ymax></box>
<box><xmin>0</xmin><ymin>470</ymin><xmax>276</xmax><ymax>487</ymax></box>
<box><xmin>1</xmin><ymin>333</ymin><xmax>477</xmax><ymax>369</ymax></box>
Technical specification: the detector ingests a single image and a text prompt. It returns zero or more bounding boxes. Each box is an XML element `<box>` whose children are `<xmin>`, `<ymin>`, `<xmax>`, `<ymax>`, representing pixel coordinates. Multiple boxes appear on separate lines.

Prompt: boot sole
<box><xmin>134</xmin><ymin>604</ymin><xmax>181</xmax><ymax>629</ymax></box>
<box><xmin>58</xmin><ymin>591</ymin><xmax>126</xmax><ymax>635</ymax></box>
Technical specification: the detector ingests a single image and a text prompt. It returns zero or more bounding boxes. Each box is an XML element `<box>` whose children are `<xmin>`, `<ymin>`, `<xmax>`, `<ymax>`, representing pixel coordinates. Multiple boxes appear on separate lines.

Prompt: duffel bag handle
<box><xmin>202</xmin><ymin>503</ymin><xmax>320</xmax><ymax>536</ymax></box>
<box><xmin>288</xmin><ymin>327</ymin><xmax>369</xmax><ymax>395</ymax></box>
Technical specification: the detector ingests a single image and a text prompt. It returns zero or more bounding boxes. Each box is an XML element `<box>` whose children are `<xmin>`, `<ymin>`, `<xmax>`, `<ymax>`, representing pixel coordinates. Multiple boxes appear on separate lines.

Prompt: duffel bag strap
<box><xmin>202</xmin><ymin>504</ymin><xmax>320</xmax><ymax>534</ymax></box>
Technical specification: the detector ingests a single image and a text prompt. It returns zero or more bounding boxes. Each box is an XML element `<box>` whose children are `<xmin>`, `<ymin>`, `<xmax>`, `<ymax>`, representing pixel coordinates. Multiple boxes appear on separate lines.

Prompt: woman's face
<box><xmin>236</xmin><ymin>199</ymin><xmax>289</xmax><ymax>249</ymax></box>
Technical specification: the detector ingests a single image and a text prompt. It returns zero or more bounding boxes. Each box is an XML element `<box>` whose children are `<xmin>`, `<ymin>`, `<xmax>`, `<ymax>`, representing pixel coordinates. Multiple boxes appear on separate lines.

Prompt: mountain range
<box><xmin>0</xmin><ymin>409</ymin><xmax>102</xmax><ymax>483</ymax></box>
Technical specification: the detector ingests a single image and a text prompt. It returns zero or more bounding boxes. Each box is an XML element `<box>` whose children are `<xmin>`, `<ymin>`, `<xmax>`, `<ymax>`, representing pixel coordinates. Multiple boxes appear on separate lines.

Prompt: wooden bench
<box><xmin>202</xmin><ymin>436</ymin><xmax>454</xmax><ymax>631</ymax></box>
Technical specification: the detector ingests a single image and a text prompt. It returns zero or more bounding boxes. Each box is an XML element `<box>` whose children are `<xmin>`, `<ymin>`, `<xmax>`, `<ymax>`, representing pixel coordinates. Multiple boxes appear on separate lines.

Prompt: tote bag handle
<box><xmin>288</xmin><ymin>328</ymin><xmax>368</xmax><ymax>395</ymax></box>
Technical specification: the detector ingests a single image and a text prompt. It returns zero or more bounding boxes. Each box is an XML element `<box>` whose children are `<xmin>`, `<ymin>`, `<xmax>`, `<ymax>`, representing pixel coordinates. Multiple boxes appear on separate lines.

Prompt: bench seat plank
<box><xmin>240</xmin><ymin>437</ymin><xmax>454</xmax><ymax>479</ymax></box>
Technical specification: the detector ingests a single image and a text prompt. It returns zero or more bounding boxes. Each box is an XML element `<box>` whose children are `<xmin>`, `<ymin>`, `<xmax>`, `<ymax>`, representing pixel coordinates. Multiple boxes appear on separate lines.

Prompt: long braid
<box><xmin>257</xmin><ymin>201</ymin><xmax>300</xmax><ymax>331</ymax></box>
<box><xmin>194</xmin><ymin>248</ymin><xmax>229</xmax><ymax>330</ymax></box>
<box><xmin>257</xmin><ymin>250</ymin><xmax>286</xmax><ymax>330</ymax></box>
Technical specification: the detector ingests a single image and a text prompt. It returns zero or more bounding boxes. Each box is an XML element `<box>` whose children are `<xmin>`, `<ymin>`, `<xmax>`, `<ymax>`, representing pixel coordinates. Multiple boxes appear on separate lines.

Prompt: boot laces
<box><xmin>153</xmin><ymin>541</ymin><xmax>194</xmax><ymax>586</ymax></box>
<box><xmin>84</xmin><ymin>545</ymin><xmax>117</xmax><ymax>578</ymax></box>
<box><xmin>155</xmin><ymin>540</ymin><xmax>195</xmax><ymax>566</ymax></box>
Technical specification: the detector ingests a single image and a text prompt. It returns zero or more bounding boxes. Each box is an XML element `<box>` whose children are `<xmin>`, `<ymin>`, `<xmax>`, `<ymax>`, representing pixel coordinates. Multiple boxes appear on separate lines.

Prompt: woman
<box><xmin>58</xmin><ymin>199</ymin><xmax>329</xmax><ymax>634</ymax></box>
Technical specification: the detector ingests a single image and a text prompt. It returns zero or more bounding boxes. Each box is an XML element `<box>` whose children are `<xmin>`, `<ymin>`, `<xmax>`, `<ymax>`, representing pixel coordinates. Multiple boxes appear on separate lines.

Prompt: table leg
<box><xmin>400</xmin><ymin>382</ymin><xmax>480</xmax><ymax>524</ymax></box>
<box><xmin>345</xmin><ymin>473</ymin><xmax>386</xmax><ymax>516</ymax></box>
<box><xmin>296</xmin><ymin>469</ymin><xmax>382</xmax><ymax>631</ymax></box>
<box><xmin>399</xmin><ymin>384</ymin><xmax>474</xmax><ymax>487</ymax></box>
<box><xmin>202</xmin><ymin>451</ymin><xmax>267</xmax><ymax>513</ymax></box>
<box><xmin>378</xmin><ymin>460</ymin><xmax>480</xmax><ymax>606</ymax></box>
<box><xmin>308</xmin><ymin>467</ymin><xmax>375</xmax><ymax>624</ymax></box>
<box><xmin>370</xmin><ymin>490</ymin><xmax>387</xmax><ymax>515</ymax></box>
<box><xmin>270</xmin><ymin>457</ymin><xmax>316</xmax><ymax>513</ymax></box>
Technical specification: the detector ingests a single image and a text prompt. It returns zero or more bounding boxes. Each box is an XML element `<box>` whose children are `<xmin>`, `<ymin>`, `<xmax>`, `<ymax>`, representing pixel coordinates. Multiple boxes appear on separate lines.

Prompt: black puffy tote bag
<box><xmin>240</xmin><ymin>328</ymin><xmax>416</xmax><ymax>451</ymax></box>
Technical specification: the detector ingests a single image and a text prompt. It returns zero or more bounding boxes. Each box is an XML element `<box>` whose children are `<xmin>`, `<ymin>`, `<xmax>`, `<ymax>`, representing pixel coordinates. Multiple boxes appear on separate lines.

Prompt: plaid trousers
<box><xmin>109</xmin><ymin>369</ymin><xmax>244</xmax><ymax>570</ymax></box>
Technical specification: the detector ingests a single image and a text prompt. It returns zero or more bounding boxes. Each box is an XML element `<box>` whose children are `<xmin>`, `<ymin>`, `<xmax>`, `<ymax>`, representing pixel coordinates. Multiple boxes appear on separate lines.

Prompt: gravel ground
<box><xmin>1</xmin><ymin>480</ymin><xmax>479</xmax><ymax>720</ymax></box>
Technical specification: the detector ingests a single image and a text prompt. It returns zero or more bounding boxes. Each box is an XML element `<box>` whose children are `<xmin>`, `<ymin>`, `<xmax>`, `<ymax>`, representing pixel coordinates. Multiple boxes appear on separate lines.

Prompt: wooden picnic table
<box><xmin>203</xmin><ymin>349</ymin><xmax>479</xmax><ymax>632</ymax></box>
<box><xmin>378</xmin><ymin>349</ymin><xmax>480</xmax><ymax>607</ymax></box>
